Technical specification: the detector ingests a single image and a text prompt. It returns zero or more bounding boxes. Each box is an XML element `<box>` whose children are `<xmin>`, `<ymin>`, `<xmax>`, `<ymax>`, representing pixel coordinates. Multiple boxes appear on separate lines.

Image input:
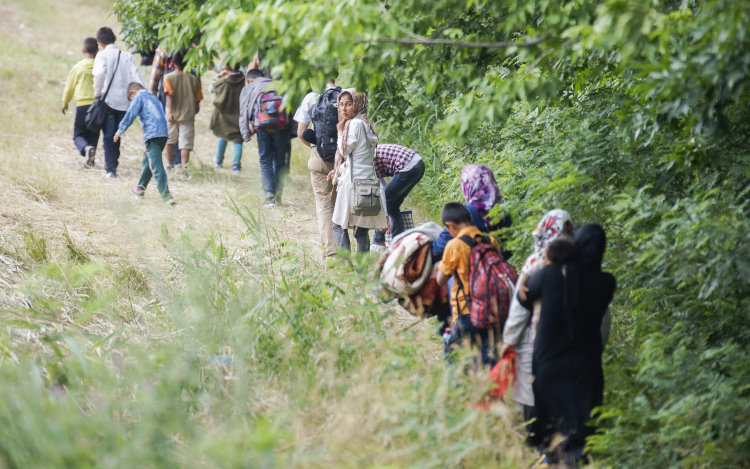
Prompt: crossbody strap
<box><xmin>101</xmin><ymin>51</ymin><xmax>121</xmax><ymax>102</ymax></box>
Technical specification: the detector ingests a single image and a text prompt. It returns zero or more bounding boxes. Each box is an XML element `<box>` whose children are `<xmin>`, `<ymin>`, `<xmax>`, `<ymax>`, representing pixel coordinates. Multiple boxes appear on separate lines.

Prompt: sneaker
<box><xmin>104</xmin><ymin>172</ymin><xmax>116</xmax><ymax>179</ymax></box>
<box><xmin>84</xmin><ymin>146</ymin><xmax>96</xmax><ymax>168</ymax></box>
<box><xmin>214</xmin><ymin>162</ymin><xmax>223</xmax><ymax>169</ymax></box>
<box><xmin>232</xmin><ymin>164</ymin><xmax>241</xmax><ymax>174</ymax></box>
<box><xmin>371</xmin><ymin>243</ymin><xmax>387</xmax><ymax>253</ymax></box>
<box><xmin>164</xmin><ymin>196</ymin><xmax>176</xmax><ymax>206</ymax></box>
<box><xmin>262</xmin><ymin>197</ymin><xmax>276</xmax><ymax>207</ymax></box>
<box><xmin>130</xmin><ymin>187</ymin><xmax>145</xmax><ymax>198</ymax></box>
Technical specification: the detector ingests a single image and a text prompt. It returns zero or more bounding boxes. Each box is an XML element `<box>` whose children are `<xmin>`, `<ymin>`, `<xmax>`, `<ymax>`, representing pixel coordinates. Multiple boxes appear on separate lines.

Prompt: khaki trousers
<box><xmin>308</xmin><ymin>146</ymin><xmax>337</xmax><ymax>257</ymax></box>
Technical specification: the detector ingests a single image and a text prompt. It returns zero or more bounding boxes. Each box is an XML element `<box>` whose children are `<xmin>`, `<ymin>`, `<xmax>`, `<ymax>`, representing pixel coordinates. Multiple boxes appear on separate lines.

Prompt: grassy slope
<box><xmin>0</xmin><ymin>0</ymin><xmax>532</xmax><ymax>467</ymax></box>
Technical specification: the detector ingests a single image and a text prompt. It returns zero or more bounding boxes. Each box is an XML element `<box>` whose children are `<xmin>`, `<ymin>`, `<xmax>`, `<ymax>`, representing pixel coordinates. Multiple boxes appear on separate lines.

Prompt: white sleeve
<box><xmin>503</xmin><ymin>277</ymin><xmax>532</xmax><ymax>346</ymax></box>
<box><xmin>293</xmin><ymin>92</ymin><xmax>318</xmax><ymax>125</ymax></box>
<box><xmin>92</xmin><ymin>55</ymin><xmax>105</xmax><ymax>97</ymax></box>
<box><xmin>337</xmin><ymin>119</ymin><xmax>362</xmax><ymax>157</ymax></box>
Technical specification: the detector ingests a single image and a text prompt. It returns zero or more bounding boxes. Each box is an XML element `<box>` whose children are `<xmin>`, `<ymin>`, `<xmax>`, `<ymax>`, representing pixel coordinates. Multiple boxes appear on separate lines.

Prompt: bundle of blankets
<box><xmin>377</xmin><ymin>222</ymin><xmax>450</xmax><ymax>318</ymax></box>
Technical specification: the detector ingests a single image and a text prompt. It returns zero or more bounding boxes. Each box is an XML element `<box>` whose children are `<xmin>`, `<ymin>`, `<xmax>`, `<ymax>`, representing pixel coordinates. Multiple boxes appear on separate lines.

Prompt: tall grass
<box><xmin>0</xmin><ymin>201</ymin><xmax>530</xmax><ymax>468</ymax></box>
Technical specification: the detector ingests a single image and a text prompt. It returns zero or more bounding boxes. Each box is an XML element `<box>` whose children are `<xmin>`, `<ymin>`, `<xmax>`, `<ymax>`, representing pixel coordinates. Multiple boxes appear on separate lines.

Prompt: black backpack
<box><xmin>311</xmin><ymin>87</ymin><xmax>341</xmax><ymax>162</ymax></box>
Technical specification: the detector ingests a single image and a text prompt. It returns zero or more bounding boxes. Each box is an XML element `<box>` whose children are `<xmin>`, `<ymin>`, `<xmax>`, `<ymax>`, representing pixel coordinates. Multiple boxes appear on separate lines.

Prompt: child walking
<box><xmin>61</xmin><ymin>37</ymin><xmax>99</xmax><ymax>168</ymax></box>
<box><xmin>163</xmin><ymin>50</ymin><xmax>202</xmax><ymax>171</ymax></box>
<box><xmin>113</xmin><ymin>83</ymin><xmax>174</xmax><ymax>205</ymax></box>
<box><xmin>209</xmin><ymin>63</ymin><xmax>245</xmax><ymax>173</ymax></box>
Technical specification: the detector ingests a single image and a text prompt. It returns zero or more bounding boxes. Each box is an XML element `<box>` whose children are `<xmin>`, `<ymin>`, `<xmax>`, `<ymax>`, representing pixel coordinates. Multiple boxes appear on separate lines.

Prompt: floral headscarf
<box><xmin>460</xmin><ymin>165</ymin><xmax>502</xmax><ymax>218</ymax></box>
<box><xmin>337</xmin><ymin>88</ymin><xmax>377</xmax><ymax>158</ymax></box>
<box><xmin>520</xmin><ymin>208</ymin><xmax>574</xmax><ymax>276</ymax></box>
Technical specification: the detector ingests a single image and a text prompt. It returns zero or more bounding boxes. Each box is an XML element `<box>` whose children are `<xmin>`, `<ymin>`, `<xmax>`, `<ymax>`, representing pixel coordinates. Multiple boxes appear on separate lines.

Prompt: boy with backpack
<box><xmin>163</xmin><ymin>50</ymin><xmax>202</xmax><ymax>171</ymax></box>
<box><xmin>295</xmin><ymin>79</ymin><xmax>340</xmax><ymax>257</ymax></box>
<box><xmin>436</xmin><ymin>203</ymin><xmax>517</xmax><ymax>367</ymax></box>
<box><xmin>62</xmin><ymin>37</ymin><xmax>99</xmax><ymax>168</ymax></box>
<box><xmin>240</xmin><ymin>69</ymin><xmax>290</xmax><ymax>207</ymax></box>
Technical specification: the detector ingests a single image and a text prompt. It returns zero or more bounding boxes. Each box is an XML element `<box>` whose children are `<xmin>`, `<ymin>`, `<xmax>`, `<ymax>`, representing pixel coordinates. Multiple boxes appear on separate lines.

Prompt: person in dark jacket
<box><xmin>519</xmin><ymin>223</ymin><xmax>616</xmax><ymax>468</ymax></box>
<box><xmin>209</xmin><ymin>63</ymin><xmax>245</xmax><ymax>173</ymax></box>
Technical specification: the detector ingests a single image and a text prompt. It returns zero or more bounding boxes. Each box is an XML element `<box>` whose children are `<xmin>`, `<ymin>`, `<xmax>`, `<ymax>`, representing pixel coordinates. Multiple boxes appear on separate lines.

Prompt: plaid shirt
<box><xmin>148</xmin><ymin>49</ymin><xmax>171</xmax><ymax>96</ymax></box>
<box><xmin>374</xmin><ymin>144</ymin><xmax>417</xmax><ymax>178</ymax></box>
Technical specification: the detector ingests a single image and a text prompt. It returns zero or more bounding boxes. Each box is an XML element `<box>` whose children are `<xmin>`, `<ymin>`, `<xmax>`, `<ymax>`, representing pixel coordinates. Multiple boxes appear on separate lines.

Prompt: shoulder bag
<box><xmin>349</xmin><ymin>120</ymin><xmax>382</xmax><ymax>216</ymax></box>
<box><xmin>85</xmin><ymin>51</ymin><xmax>121</xmax><ymax>132</ymax></box>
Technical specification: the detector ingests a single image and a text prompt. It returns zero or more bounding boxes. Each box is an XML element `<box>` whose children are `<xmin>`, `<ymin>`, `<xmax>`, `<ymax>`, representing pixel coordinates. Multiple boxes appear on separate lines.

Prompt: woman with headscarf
<box><xmin>328</xmin><ymin>89</ymin><xmax>387</xmax><ymax>252</ymax></box>
<box><xmin>519</xmin><ymin>224</ymin><xmax>616</xmax><ymax>468</ymax></box>
<box><xmin>432</xmin><ymin>164</ymin><xmax>511</xmax><ymax>261</ymax></box>
<box><xmin>500</xmin><ymin>209</ymin><xmax>574</xmax><ymax>420</ymax></box>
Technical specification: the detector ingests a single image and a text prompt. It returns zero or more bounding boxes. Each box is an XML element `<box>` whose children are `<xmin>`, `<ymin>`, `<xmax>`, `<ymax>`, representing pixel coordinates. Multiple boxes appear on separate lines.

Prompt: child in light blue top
<box><xmin>114</xmin><ymin>82</ymin><xmax>173</xmax><ymax>204</ymax></box>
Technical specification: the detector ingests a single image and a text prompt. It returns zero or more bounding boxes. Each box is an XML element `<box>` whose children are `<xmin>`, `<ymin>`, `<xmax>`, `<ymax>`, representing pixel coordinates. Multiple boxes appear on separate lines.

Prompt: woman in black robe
<box><xmin>519</xmin><ymin>224</ymin><xmax>616</xmax><ymax>466</ymax></box>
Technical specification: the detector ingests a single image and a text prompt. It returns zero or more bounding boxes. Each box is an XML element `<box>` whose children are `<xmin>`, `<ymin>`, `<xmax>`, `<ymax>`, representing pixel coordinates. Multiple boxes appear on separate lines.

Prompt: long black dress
<box><xmin>519</xmin><ymin>224</ymin><xmax>616</xmax><ymax>453</ymax></box>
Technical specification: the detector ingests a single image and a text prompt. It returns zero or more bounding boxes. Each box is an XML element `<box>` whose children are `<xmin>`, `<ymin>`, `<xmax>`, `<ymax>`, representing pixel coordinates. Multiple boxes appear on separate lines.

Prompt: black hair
<box><xmin>127</xmin><ymin>82</ymin><xmax>145</xmax><ymax>93</ymax></box>
<box><xmin>83</xmin><ymin>37</ymin><xmax>98</xmax><ymax>55</ymax></box>
<box><xmin>96</xmin><ymin>27</ymin><xmax>116</xmax><ymax>45</ymax></box>
<box><xmin>228</xmin><ymin>62</ymin><xmax>241</xmax><ymax>72</ymax></box>
<box><xmin>172</xmin><ymin>50</ymin><xmax>186</xmax><ymax>69</ymax></box>
<box><xmin>245</xmin><ymin>68</ymin><xmax>264</xmax><ymax>79</ymax></box>
<box><xmin>441</xmin><ymin>203</ymin><xmax>472</xmax><ymax>226</ymax></box>
<box><xmin>545</xmin><ymin>236</ymin><xmax>577</xmax><ymax>265</ymax></box>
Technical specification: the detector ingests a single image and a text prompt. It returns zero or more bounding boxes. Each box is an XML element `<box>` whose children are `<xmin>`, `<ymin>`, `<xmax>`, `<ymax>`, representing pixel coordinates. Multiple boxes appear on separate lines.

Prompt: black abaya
<box><xmin>520</xmin><ymin>261</ymin><xmax>615</xmax><ymax>451</ymax></box>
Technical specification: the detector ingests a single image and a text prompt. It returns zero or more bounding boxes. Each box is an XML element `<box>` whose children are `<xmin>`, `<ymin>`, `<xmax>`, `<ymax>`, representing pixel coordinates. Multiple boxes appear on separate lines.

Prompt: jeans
<box><xmin>215</xmin><ymin>139</ymin><xmax>243</xmax><ymax>166</ymax></box>
<box><xmin>102</xmin><ymin>107</ymin><xmax>127</xmax><ymax>173</ymax></box>
<box><xmin>447</xmin><ymin>315</ymin><xmax>500</xmax><ymax>368</ymax></box>
<box><xmin>373</xmin><ymin>160</ymin><xmax>425</xmax><ymax>244</ymax></box>
<box><xmin>137</xmin><ymin>137</ymin><xmax>170</xmax><ymax>199</ymax></box>
<box><xmin>256</xmin><ymin>129</ymin><xmax>290</xmax><ymax>199</ymax></box>
<box><xmin>73</xmin><ymin>105</ymin><xmax>99</xmax><ymax>155</ymax></box>
<box><xmin>332</xmin><ymin>224</ymin><xmax>370</xmax><ymax>253</ymax></box>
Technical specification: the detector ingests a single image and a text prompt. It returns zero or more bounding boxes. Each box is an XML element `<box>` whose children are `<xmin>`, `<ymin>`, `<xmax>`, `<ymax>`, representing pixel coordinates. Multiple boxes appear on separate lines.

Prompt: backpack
<box><xmin>252</xmin><ymin>90</ymin><xmax>288</xmax><ymax>132</ymax></box>
<box><xmin>311</xmin><ymin>87</ymin><xmax>341</xmax><ymax>162</ymax></box>
<box><xmin>454</xmin><ymin>234</ymin><xmax>518</xmax><ymax>329</ymax></box>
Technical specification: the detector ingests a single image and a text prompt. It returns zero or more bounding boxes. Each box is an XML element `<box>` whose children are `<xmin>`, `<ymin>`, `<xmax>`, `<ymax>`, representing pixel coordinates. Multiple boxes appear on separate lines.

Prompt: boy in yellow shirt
<box><xmin>62</xmin><ymin>37</ymin><xmax>99</xmax><ymax>168</ymax></box>
<box><xmin>436</xmin><ymin>202</ymin><xmax>503</xmax><ymax>367</ymax></box>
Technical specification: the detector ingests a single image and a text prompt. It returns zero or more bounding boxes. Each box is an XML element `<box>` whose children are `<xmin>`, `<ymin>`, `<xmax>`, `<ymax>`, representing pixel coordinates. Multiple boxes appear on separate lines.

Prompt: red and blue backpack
<box><xmin>454</xmin><ymin>234</ymin><xmax>518</xmax><ymax>329</ymax></box>
<box><xmin>252</xmin><ymin>90</ymin><xmax>288</xmax><ymax>132</ymax></box>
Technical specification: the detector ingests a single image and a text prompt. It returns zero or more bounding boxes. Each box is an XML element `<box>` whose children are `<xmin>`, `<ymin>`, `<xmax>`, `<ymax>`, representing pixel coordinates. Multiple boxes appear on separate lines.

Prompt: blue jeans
<box><xmin>447</xmin><ymin>315</ymin><xmax>499</xmax><ymax>369</ymax></box>
<box><xmin>373</xmin><ymin>159</ymin><xmax>425</xmax><ymax>244</ymax></box>
<box><xmin>215</xmin><ymin>139</ymin><xmax>243</xmax><ymax>166</ymax></box>
<box><xmin>332</xmin><ymin>224</ymin><xmax>370</xmax><ymax>253</ymax></box>
<box><xmin>102</xmin><ymin>107</ymin><xmax>126</xmax><ymax>173</ymax></box>
<box><xmin>256</xmin><ymin>130</ymin><xmax>290</xmax><ymax>199</ymax></box>
<box><xmin>137</xmin><ymin>137</ymin><xmax>170</xmax><ymax>199</ymax></box>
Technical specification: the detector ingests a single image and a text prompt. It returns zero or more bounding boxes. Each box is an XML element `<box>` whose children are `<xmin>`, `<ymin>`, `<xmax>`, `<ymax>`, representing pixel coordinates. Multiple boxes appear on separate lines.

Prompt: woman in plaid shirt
<box><xmin>372</xmin><ymin>144</ymin><xmax>426</xmax><ymax>248</ymax></box>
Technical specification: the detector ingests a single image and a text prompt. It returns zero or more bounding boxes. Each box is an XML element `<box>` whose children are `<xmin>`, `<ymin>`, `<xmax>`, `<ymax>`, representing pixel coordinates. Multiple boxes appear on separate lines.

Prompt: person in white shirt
<box><xmin>92</xmin><ymin>27</ymin><xmax>147</xmax><ymax>178</ymax></box>
<box><xmin>295</xmin><ymin>80</ymin><xmax>340</xmax><ymax>258</ymax></box>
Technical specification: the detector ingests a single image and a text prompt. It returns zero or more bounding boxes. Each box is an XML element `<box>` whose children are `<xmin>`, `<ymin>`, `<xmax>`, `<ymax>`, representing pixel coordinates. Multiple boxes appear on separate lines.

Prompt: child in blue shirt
<box><xmin>113</xmin><ymin>82</ymin><xmax>174</xmax><ymax>204</ymax></box>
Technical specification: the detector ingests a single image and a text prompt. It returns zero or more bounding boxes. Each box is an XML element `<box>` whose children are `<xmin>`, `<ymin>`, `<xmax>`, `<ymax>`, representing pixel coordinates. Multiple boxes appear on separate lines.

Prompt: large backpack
<box><xmin>454</xmin><ymin>234</ymin><xmax>518</xmax><ymax>329</ymax></box>
<box><xmin>252</xmin><ymin>90</ymin><xmax>288</xmax><ymax>132</ymax></box>
<box><xmin>311</xmin><ymin>87</ymin><xmax>341</xmax><ymax>162</ymax></box>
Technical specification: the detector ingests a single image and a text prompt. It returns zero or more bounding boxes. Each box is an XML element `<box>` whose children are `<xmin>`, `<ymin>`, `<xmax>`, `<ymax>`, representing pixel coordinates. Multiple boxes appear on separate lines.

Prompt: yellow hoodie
<box><xmin>62</xmin><ymin>58</ymin><xmax>95</xmax><ymax>107</ymax></box>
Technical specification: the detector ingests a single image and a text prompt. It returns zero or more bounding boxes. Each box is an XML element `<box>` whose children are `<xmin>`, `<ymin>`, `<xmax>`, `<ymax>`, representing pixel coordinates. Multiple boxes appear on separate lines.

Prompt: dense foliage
<box><xmin>111</xmin><ymin>0</ymin><xmax>750</xmax><ymax>467</ymax></box>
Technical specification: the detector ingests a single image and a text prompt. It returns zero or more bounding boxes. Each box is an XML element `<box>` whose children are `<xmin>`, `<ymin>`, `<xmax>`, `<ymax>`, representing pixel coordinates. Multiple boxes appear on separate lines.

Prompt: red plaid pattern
<box><xmin>374</xmin><ymin>144</ymin><xmax>417</xmax><ymax>178</ymax></box>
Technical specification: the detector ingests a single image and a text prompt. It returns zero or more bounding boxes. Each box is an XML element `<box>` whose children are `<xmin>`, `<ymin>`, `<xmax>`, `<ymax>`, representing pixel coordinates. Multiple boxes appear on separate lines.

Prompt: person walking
<box><xmin>328</xmin><ymin>89</ymin><xmax>387</xmax><ymax>253</ymax></box>
<box><xmin>163</xmin><ymin>51</ymin><xmax>202</xmax><ymax>171</ymax></box>
<box><xmin>519</xmin><ymin>224</ymin><xmax>616</xmax><ymax>468</ymax></box>
<box><xmin>500</xmin><ymin>209</ymin><xmax>575</xmax><ymax>421</ymax></box>
<box><xmin>295</xmin><ymin>79</ymin><xmax>340</xmax><ymax>258</ymax></box>
<box><xmin>371</xmin><ymin>144</ymin><xmax>425</xmax><ymax>251</ymax></box>
<box><xmin>209</xmin><ymin>63</ymin><xmax>245</xmax><ymax>173</ymax></box>
<box><xmin>240</xmin><ymin>69</ymin><xmax>291</xmax><ymax>207</ymax></box>
<box><xmin>62</xmin><ymin>37</ymin><xmax>99</xmax><ymax>168</ymax></box>
<box><xmin>92</xmin><ymin>26</ymin><xmax>147</xmax><ymax>178</ymax></box>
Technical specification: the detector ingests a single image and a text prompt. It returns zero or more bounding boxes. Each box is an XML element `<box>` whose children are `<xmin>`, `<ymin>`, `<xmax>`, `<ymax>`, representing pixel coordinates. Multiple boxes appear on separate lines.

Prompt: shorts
<box><xmin>167</xmin><ymin>120</ymin><xmax>195</xmax><ymax>150</ymax></box>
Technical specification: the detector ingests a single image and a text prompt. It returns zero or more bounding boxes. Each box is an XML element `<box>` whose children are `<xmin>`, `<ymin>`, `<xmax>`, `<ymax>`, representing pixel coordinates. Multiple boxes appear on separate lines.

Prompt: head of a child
<box><xmin>82</xmin><ymin>37</ymin><xmax>98</xmax><ymax>58</ymax></box>
<box><xmin>225</xmin><ymin>62</ymin><xmax>241</xmax><ymax>73</ymax></box>
<box><xmin>441</xmin><ymin>203</ymin><xmax>473</xmax><ymax>238</ymax></box>
<box><xmin>245</xmin><ymin>68</ymin><xmax>264</xmax><ymax>84</ymax></box>
<box><xmin>127</xmin><ymin>82</ymin><xmax>145</xmax><ymax>101</ymax></box>
<box><xmin>173</xmin><ymin>50</ymin><xmax>186</xmax><ymax>71</ymax></box>
<box><xmin>543</xmin><ymin>236</ymin><xmax>577</xmax><ymax>266</ymax></box>
<box><xmin>96</xmin><ymin>27</ymin><xmax>116</xmax><ymax>49</ymax></box>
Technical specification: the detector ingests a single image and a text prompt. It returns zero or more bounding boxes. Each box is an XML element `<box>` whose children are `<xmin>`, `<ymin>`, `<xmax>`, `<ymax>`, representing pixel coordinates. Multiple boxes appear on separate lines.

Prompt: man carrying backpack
<box><xmin>240</xmin><ymin>69</ymin><xmax>291</xmax><ymax>207</ymax></box>
<box><xmin>295</xmin><ymin>79</ymin><xmax>340</xmax><ymax>258</ymax></box>
<box><xmin>436</xmin><ymin>203</ymin><xmax>517</xmax><ymax>368</ymax></box>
